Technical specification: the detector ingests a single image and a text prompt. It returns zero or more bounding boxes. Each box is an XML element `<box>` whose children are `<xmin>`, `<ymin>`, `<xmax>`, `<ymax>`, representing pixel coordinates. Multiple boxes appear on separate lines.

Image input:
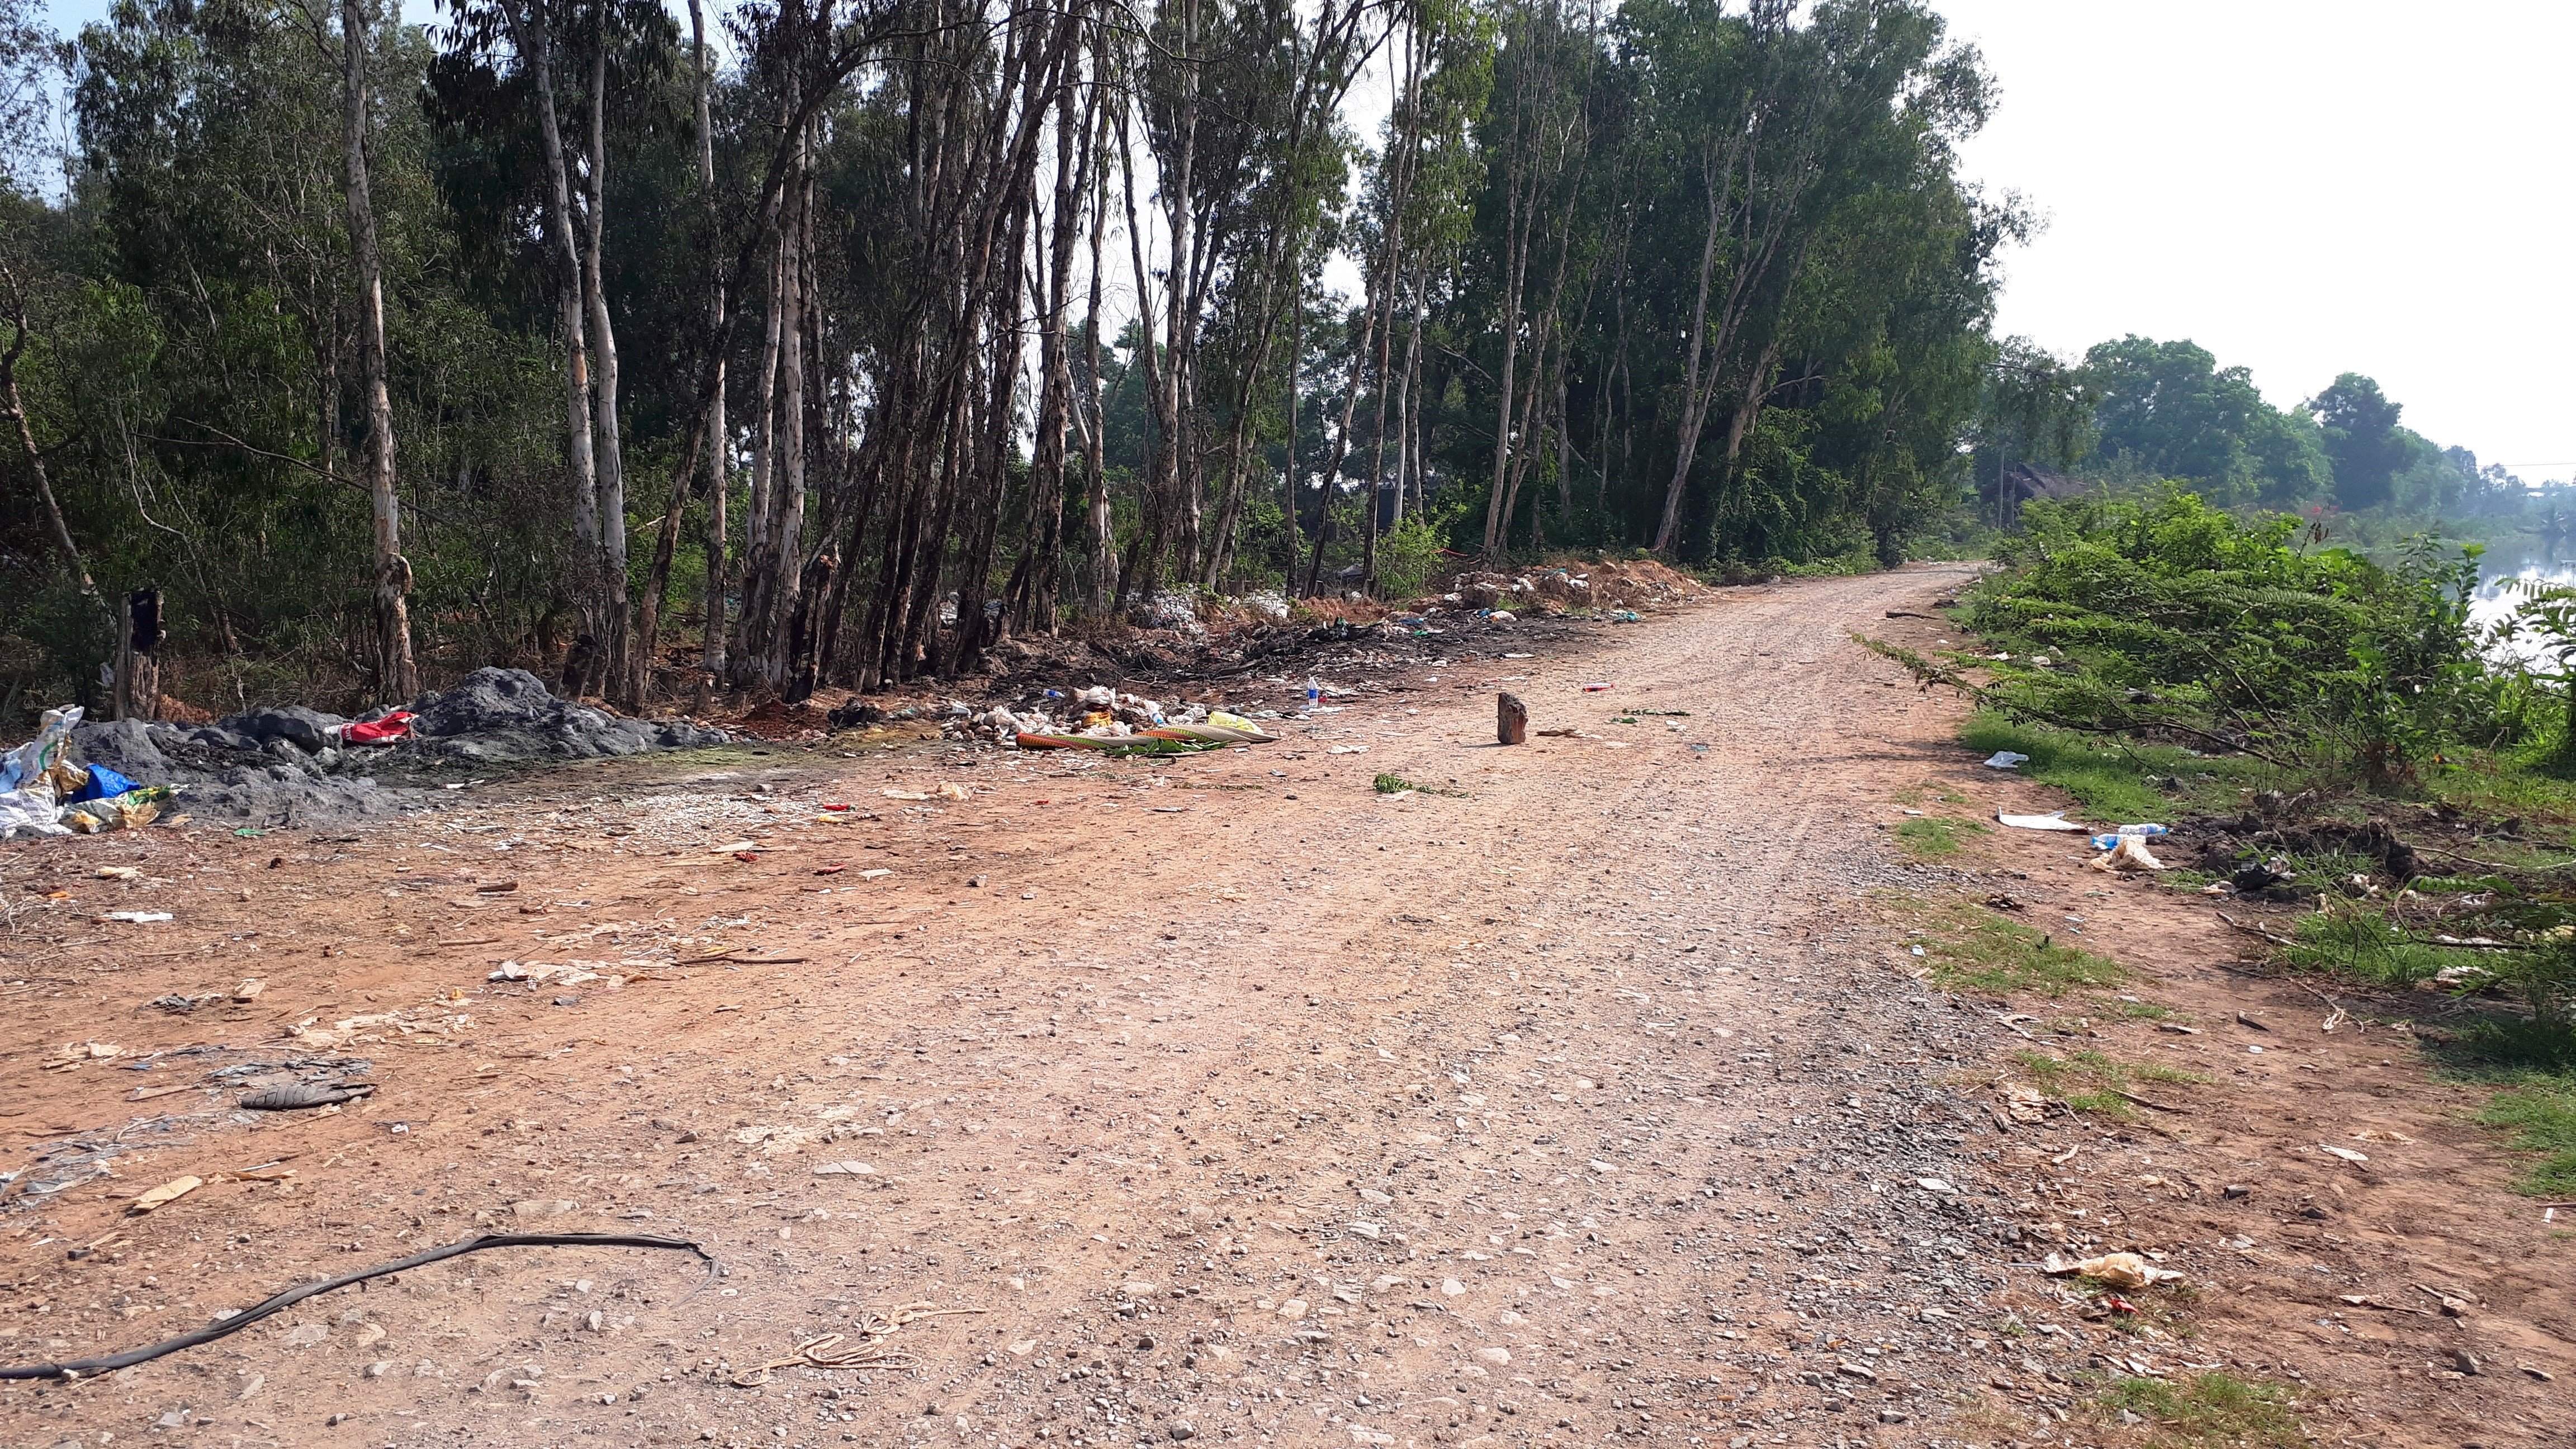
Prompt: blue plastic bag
<box><xmin>69</xmin><ymin>764</ymin><xmax>140</xmax><ymax>804</ymax></box>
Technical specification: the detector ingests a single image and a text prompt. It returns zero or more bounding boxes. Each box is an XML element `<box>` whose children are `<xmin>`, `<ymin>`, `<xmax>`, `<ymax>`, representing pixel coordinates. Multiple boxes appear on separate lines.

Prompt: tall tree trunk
<box><xmin>0</xmin><ymin>266</ymin><xmax>98</xmax><ymax>618</ymax></box>
<box><xmin>583</xmin><ymin>21</ymin><xmax>631</xmax><ymax>694</ymax></box>
<box><xmin>340</xmin><ymin>0</ymin><xmax>415</xmax><ymax>698</ymax></box>
<box><xmin>693</xmin><ymin>0</ymin><xmax>727</xmax><ymax>689</ymax></box>
<box><xmin>502</xmin><ymin>0</ymin><xmax>603</xmax><ymax>642</ymax></box>
<box><xmin>1079</xmin><ymin>96</ymin><xmax>1113</xmax><ymax>617</ymax></box>
<box><xmin>1280</xmin><ymin>269</ymin><xmax>1301</xmax><ymax>588</ymax></box>
<box><xmin>500</xmin><ymin>0</ymin><xmax>603</xmax><ymax>683</ymax></box>
<box><xmin>1017</xmin><ymin>52</ymin><xmax>1091</xmax><ymax>635</ymax></box>
<box><xmin>762</xmin><ymin>154</ymin><xmax>811</xmax><ymax>685</ymax></box>
<box><xmin>728</xmin><ymin>226</ymin><xmax>787</xmax><ymax>687</ymax></box>
<box><xmin>628</xmin><ymin>0</ymin><xmax>722</xmax><ymax>708</ymax></box>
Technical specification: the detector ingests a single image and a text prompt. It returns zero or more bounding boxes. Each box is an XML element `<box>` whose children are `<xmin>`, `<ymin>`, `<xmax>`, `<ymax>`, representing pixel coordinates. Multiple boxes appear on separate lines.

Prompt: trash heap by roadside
<box><xmin>929</xmin><ymin>684</ymin><xmax>1282</xmax><ymax>752</ymax></box>
<box><xmin>1</xmin><ymin>667</ymin><xmax>732</xmax><ymax>837</ymax></box>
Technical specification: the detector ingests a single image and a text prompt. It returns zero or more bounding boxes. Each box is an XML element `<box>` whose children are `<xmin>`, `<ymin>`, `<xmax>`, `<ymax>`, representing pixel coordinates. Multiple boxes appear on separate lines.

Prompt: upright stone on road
<box><xmin>1498</xmin><ymin>691</ymin><xmax>1528</xmax><ymax>745</ymax></box>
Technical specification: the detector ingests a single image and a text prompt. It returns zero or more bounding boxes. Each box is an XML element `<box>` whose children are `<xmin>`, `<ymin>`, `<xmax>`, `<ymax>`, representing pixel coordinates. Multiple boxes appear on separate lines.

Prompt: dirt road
<box><xmin>3</xmin><ymin>565</ymin><xmax>2561</xmax><ymax>1449</ymax></box>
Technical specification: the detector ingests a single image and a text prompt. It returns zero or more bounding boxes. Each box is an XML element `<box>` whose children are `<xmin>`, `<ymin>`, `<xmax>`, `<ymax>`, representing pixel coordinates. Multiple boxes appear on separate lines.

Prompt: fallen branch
<box><xmin>2216</xmin><ymin>911</ymin><xmax>2298</xmax><ymax>948</ymax></box>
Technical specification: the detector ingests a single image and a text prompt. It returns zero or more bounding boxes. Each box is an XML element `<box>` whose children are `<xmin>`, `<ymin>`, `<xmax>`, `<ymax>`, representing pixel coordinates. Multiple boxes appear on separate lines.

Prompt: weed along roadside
<box><xmin>1859</xmin><ymin>490</ymin><xmax>2573</xmax><ymax>1447</ymax></box>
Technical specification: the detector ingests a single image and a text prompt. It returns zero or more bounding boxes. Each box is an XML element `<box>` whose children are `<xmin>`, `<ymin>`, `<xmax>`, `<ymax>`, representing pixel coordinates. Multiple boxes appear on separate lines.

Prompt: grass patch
<box><xmin>1896</xmin><ymin>897</ymin><xmax>2129</xmax><ymax>997</ymax></box>
<box><xmin>2476</xmin><ymin>1078</ymin><xmax>2576</xmax><ymax>1196</ymax></box>
<box><xmin>2014</xmin><ymin>1047</ymin><xmax>2208</xmax><ymax>1116</ymax></box>
<box><xmin>2276</xmin><ymin>898</ymin><xmax>2464</xmax><ymax>991</ymax></box>
<box><xmin>1894</xmin><ymin>816</ymin><xmax>1986</xmax><ymax>858</ymax></box>
<box><xmin>1372</xmin><ymin>772</ymin><xmax>1466</xmax><ymax>798</ymax></box>
<box><xmin>2098</xmin><ymin>1373</ymin><xmax>2304</xmax><ymax>1449</ymax></box>
<box><xmin>1959</xmin><ymin>710</ymin><xmax>2268</xmax><ymax>824</ymax></box>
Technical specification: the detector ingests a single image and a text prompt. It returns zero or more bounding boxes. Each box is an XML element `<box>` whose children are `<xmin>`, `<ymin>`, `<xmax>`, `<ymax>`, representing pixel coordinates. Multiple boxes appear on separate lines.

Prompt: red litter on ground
<box><xmin>1581</xmin><ymin>683</ymin><xmax>1612</xmax><ymax>692</ymax></box>
<box><xmin>815</xmin><ymin>863</ymin><xmax>846</xmax><ymax>875</ymax></box>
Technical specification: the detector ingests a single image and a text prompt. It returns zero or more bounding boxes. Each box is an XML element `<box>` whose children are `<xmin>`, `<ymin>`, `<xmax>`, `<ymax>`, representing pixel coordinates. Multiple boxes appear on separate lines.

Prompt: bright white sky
<box><xmin>1936</xmin><ymin>0</ymin><xmax>2576</xmax><ymax>484</ymax></box>
<box><xmin>44</xmin><ymin>0</ymin><xmax>2574</xmax><ymax>483</ymax></box>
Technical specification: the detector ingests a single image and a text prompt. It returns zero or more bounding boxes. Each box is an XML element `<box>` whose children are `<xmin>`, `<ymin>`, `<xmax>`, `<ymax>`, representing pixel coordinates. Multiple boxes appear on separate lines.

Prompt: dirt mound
<box><xmin>65</xmin><ymin>716</ymin><xmax>424</xmax><ymax>828</ymax></box>
<box><xmin>403</xmin><ymin>667</ymin><xmax>729</xmax><ymax>762</ymax></box>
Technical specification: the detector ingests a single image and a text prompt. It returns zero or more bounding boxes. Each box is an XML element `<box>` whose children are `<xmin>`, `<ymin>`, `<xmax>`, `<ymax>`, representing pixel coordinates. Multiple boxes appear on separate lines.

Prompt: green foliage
<box><xmin>2079</xmin><ymin>336</ymin><xmax>2329</xmax><ymax>506</ymax></box>
<box><xmin>1899</xmin><ymin>897</ymin><xmax>2128</xmax><ymax>998</ymax></box>
<box><xmin>2013</xmin><ymin>1047</ymin><xmax>2206</xmax><ymax>1118</ymax></box>
<box><xmin>2098</xmin><ymin>1372</ymin><xmax>2305</xmax><ymax>1449</ymax></box>
<box><xmin>1892</xmin><ymin>815</ymin><xmax>1983</xmax><ymax>858</ymax></box>
<box><xmin>2309</xmin><ymin>372</ymin><xmax>2411</xmax><ymax>513</ymax></box>
<box><xmin>1958</xmin><ymin>711</ymin><xmax>2267</xmax><ymax>823</ymax></box>
<box><xmin>1959</xmin><ymin>489</ymin><xmax>2507</xmax><ymax>788</ymax></box>
<box><xmin>2478</xmin><ymin>1079</ymin><xmax>2576</xmax><ymax>1196</ymax></box>
<box><xmin>1374</xmin><ymin>514</ymin><xmax>1453</xmax><ymax>602</ymax></box>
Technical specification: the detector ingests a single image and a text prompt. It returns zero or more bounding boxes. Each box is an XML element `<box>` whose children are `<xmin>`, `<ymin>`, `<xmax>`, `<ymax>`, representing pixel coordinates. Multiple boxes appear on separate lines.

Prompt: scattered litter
<box><xmin>60</xmin><ymin>783</ymin><xmax>174</xmax><ymax>833</ymax></box>
<box><xmin>336</xmin><ymin>711</ymin><xmax>414</xmax><ymax>746</ymax></box>
<box><xmin>99</xmin><ymin>911</ymin><xmax>174</xmax><ymax>924</ymax></box>
<box><xmin>1997</xmin><ymin>812</ymin><xmax>2086</xmax><ymax>832</ymax></box>
<box><xmin>232</xmin><ymin>979</ymin><xmax>264</xmax><ymax>1002</ymax></box>
<box><xmin>1999</xmin><ymin>1083</ymin><xmax>2050</xmax><ymax>1123</ymax></box>
<box><xmin>1327</xmin><ymin>745</ymin><xmax>1368</xmax><ymax>755</ymax></box>
<box><xmin>728</xmin><ymin>1304</ymin><xmax>986</xmax><ymax>1388</ymax></box>
<box><xmin>239</xmin><ymin>1082</ymin><xmax>376</xmax><ymax>1112</ymax></box>
<box><xmin>1982</xmin><ymin>751</ymin><xmax>2030</xmax><ymax>770</ymax></box>
<box><xmin>2039</xmin><ymin>1252</ymin><xmax>2181</xmax><ymax>1289</ymax></box>
<box><xmin>881</xmin><ymin>789</ymin><xmax>932</xmax><ymax>802</ymax></box>
<box><xmin>2087</xmin><ymin>836</ymin><xmax>2168</xmax><ymax>872</ymax></box>
<box><xmin>0</xmin><ymin>705</ymin><xmax>80</xmax><ymax>839</ymax></box>
<box><xmin>93</xmin><ymin>865</ymin><xmax>141</xmax><ymax>880</ymax></box>
<box><xmin>2317</xmin><ymin>1144</ymin><xmax>2369</xmax><ymax>1164</ymax></box>
<box><xmin>1580</xmin><ymin>683</ymin><xmax>1611</xmax><ymax>693</ymax></box>
<box><xmin>936</xmin><ymin>783</ymin><xmax>971</xmax><ymax>801</ymax></box>
<box><xmin>127</xmin><ymin>1176</ymin><xmax>202</xmax><ymax>1216</ymax></box>
<box><xmin>812</xmin><ymin>1161</ymin><xmax>877</xmax><ymax>1176</ymax></box>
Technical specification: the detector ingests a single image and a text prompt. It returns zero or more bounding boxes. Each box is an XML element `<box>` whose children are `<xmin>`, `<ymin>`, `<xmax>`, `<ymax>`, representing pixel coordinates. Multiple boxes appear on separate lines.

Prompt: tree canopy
<box><xmin>1</xmin><ymin>0</ymin><xmax>2028</xmax><ymax>718</ymax></box>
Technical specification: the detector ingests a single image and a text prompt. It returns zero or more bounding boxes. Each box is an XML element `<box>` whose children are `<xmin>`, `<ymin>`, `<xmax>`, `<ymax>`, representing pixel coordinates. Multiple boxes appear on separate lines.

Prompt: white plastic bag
<box><xmin>0</xmin><ymin>704</ymin><xmax>80</xmax><ymax>791</ymax></box>
<box><xmin>0</xmin><ymin>704</ymin><xmax>80</xmax><ymax>838</ymax></box>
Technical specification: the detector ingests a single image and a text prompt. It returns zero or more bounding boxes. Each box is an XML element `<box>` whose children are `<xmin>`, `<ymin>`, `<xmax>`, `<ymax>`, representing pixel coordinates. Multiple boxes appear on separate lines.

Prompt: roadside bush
<box><xmin>1959</xmin><ymin>489</ymin><xmax>2503</xmax><ymax>787</ymax></box>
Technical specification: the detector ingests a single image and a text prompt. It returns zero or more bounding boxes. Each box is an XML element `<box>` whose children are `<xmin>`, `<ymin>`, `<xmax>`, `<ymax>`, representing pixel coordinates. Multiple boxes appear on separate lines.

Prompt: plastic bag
<box><xmin>68</xmin><ymin>764</ymin><xmax>140</xmax><ymax>804</ymax></box>
<box><xmin>60</xmin><ymin>785</ymin><xmax>175</xmax><ymax>834</ymax></box>
<box><xmin>0</xmin><ymin>784</ymin><xmax>68</xmax><ymax>837</ymax></box>
<box><xmin>339</xmin><ymin>709</ymin><xmax>415</xmax><ymax>746</ymax></box>
<box><xmin>0</xmin><ymin>705</ymin><xmax>80</xmax><ymax>792</ymax></box>
<box><xmin>2087</xmin><ymin>835</ymin><xmax>2168</xmax><ymax>872</ymax></box>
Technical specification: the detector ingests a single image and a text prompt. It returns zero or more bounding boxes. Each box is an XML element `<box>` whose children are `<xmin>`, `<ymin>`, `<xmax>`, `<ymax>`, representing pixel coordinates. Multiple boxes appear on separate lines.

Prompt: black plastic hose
<box><xmin>0</xmin><ymin>1231</ymin><xmax>719</xmax><ymax>1380</ymax></box>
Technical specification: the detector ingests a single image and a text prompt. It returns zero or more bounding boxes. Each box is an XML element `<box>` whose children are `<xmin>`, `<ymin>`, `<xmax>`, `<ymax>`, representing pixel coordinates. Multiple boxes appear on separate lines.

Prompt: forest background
<box><xmin>0</xmin><ymin>0</ymin><xmax>2553</xmax><ymax>724</ymax></box>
